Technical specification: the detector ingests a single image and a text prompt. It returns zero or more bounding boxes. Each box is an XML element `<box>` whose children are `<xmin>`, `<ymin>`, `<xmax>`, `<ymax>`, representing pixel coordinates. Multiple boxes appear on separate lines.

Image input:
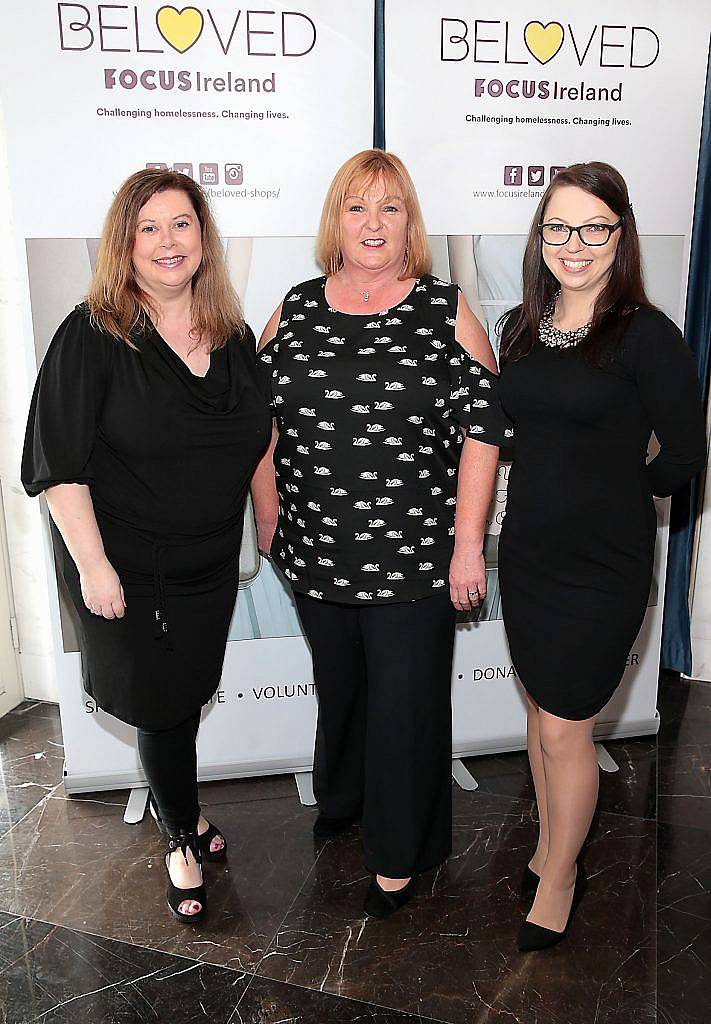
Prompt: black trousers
<box><xmin>295</xmin><ymin>592</ymin><xmax>456</xmax><ymax>877</ymax></box>
<box><xmin>137</xmin><ymin>709</ymin><xmax>202</xmax><ymax>836</ymax></box>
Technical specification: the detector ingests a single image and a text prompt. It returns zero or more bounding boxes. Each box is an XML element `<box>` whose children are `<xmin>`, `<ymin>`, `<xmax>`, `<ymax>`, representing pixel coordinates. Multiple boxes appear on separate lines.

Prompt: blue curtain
<box><xmin>373</xmin><ymin>0</ymin><xmax>385</xmax><ymax>148</ymax></box>
<box><xmin>661</xmin><ymin>48</ymin><xmax>711</xmax><ymax>674</ymax></box>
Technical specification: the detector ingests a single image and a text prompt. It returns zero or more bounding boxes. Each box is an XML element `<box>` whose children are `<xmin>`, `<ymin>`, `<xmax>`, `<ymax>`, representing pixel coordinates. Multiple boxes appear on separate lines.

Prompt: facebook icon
<box><xmin>503</xmin><ymin>165</ymin><xmax>523</xmax><ymax>186</ymax></box>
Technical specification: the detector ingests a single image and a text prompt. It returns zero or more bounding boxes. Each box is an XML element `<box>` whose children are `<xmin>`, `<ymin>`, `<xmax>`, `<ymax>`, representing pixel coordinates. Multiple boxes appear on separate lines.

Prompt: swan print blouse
<box><xmin>259</xmin><ymin>274</ymin><xmax>511</xmax><ymax>604</ymax></box>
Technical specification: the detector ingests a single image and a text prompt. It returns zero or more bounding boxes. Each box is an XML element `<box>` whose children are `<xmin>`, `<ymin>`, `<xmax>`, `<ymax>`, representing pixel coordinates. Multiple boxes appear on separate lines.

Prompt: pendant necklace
<box><xmin>361</xmin><ymin>290</ymin><xmax>369</xmax><ymax>303</ymax></box>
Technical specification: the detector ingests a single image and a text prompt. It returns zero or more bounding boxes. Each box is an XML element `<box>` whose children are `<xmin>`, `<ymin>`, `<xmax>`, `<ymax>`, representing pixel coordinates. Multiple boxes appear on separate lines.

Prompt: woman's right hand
<box><xmin>256</xmin><ymin>518</ymin><xmax>277</xmax><ymax>556</ymax></box>
<box><xmin>79</xmin><ymin>557</ymin><xmax>126</xmax><ymax>619</ymax></box>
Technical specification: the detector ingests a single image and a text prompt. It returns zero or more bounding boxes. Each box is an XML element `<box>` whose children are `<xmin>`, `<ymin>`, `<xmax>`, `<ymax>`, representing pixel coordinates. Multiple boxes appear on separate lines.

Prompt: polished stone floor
<box><xmin>0</xmin><ymin>672</ymin><xmax>708</xmax><ymax>1023</ymax></box>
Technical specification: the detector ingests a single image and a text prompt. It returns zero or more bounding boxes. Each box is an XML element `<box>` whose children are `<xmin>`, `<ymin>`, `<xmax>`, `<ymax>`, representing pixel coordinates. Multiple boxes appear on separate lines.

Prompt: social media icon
<box><xmin>199</xmin><ymin>163</ymin><xmax>219</xmax><ymax>185</ymax></box>
<box><xmin>173</xmin><ymin>162</ymin><xmax>194</xmax><ymax>177</ymax></box>
<box><xmin>550</xmin><ymin>165</ymin><xmax>566</xmax><ymax>180</ymax></box>
<box><xmin>146</xmin><ymin>162</ymin><xmax>168</xmax><ymax>170</ymax></box>
<box><xmin>224</xmin><ymin>163</ymin><xmax>243</xmax><ymax>185</ymax></box>
<box><xmin>528</xmin><ymin>165</ymin><xmax>545</xmax><ymax>186</ymax></box>
<box><xmin>503</xmin><ymin>165</ymin><xmax>523</xmax><ymax>186</ymax></box>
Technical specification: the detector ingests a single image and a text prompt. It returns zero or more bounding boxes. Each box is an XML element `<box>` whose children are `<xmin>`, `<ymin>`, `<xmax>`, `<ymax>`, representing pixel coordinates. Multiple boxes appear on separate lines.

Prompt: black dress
<box><xmin>258</xmin><ymin>274</ymin><xmax>511</xmax><ymax>603</ymax></box>
<box><xmin>498</xmin><ymin>305</ymin><xmax>706</xmax><ymax>720</ymax></box>
<box><xmin>22</xmin><ymin>306</ymin><xmax>271</xmax><ymax>730</ymax></box>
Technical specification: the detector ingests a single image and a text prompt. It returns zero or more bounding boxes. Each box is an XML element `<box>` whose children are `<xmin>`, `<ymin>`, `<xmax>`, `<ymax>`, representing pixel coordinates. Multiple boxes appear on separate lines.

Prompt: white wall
<box><xmin>0</xmin><ymin>98</ymin><xmax>58</xmax><ymax>702</ymax></box>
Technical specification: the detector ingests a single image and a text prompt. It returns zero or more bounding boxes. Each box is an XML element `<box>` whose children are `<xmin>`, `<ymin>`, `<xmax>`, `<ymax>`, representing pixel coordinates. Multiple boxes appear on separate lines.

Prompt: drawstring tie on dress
<box><xmin>152</xmin><ymin>543</ymin><xmax>174</xmax><ymax>650</ymax></box>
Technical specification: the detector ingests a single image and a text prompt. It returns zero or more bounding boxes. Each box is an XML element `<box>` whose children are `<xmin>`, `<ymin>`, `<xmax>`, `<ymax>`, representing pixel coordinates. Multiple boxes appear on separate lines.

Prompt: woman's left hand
<box><xmin>449</xmin><ymin>545</ymin><xmax>487</xmax><ymax>612</ymax></box>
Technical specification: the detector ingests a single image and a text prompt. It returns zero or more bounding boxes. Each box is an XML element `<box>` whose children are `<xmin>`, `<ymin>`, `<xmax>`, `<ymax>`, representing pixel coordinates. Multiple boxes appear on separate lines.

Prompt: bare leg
<box><xmin>526</xmin><ymin>710</ymin><xmax>598</xmax><ymax>932</ymax></box>
<box><xmin>525</xmin><ymin>696</ymin><xmax>549</xmax><ymax>876</ymax></box>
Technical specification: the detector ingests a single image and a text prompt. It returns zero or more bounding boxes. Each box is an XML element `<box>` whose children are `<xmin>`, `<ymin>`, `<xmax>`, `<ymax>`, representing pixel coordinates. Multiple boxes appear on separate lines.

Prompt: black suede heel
<box><xmin>517</xmin><ymin>864</ymin><xmax>587</xmax><ymax>952</ymax></box>
<box><xmin>364</xmin><ymin>875</ymin><xmax>418</xmax><ymax>919</ymax></box>
<box><xmin>520</xmin><ymin>864</ymin><xmax>540</xmax><ymax>901</ymax></box>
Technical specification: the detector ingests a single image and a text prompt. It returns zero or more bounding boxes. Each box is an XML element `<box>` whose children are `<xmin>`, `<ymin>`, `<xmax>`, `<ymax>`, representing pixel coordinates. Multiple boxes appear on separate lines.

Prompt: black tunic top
<box><xmin>22</xmin><ymin>306</ymin><xmax>271</xmax><ymax>728</ymax></box>
<box><xmin>498</xmin><ymin>305</ymin><xmax>707</xmax><ymax>720</ymax></box>
<box><xmin>259</xmin><ymin>274</ymin><xmax>511</xmax><ymax>604</ymax></box>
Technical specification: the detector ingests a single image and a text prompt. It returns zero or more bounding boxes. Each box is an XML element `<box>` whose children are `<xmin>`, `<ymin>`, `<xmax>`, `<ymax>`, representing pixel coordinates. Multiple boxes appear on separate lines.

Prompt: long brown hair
<box><xmin>87</xmin><ymin>168</ymin><xmax>244</xmax><ymax>349</ymax></box>
<box><xmin>316</xmin><ymin>149</ymin><xmax>431</xmax><ymax>279</ymax></box>
<box><xmin>498</xmin><ymin>162</ymin><xmax>650</xmax><ymax>365</ymax></box>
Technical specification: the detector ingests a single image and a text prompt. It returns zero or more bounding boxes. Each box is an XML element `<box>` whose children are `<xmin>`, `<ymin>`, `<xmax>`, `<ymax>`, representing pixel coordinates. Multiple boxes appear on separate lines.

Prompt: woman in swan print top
<box><xmin>252</xmin><ymin>150</ymin><xmax>510</xmax><ymax>919</ymax></box>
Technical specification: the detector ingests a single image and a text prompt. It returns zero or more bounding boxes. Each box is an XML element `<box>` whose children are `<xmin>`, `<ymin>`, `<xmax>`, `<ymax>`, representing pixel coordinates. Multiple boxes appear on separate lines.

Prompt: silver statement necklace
<box><xmin>539</xmin><ymin>297</ymin><xmax>591</xmax><ymax>349</ymax></box>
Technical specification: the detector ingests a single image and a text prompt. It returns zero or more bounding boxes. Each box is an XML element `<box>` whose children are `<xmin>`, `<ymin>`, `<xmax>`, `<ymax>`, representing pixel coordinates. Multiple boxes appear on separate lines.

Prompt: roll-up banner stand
<box><xmin>384</xmin><ymin>1</ymin><xmax>711</xmax><ymax>760</ymax></box>
<box><xmin>1</xmin><ymin>2</ymin><xmax>710</xmax><ymax>795</ymax></box>
<box><xmin>0</xmin><ymin>1</ymin><xmax>374</xmax><ymax>793</ymax></box>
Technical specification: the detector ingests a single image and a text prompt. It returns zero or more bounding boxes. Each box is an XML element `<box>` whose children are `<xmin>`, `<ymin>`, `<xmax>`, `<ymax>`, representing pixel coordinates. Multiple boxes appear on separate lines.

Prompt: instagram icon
<box><xmin>225</xmin><ymin>163</ymin><xmax>244</xmax><ymax>185</ymax></box>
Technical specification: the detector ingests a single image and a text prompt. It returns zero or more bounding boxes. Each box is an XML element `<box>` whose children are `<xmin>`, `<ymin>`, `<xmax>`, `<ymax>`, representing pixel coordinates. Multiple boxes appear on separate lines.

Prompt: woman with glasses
<box><xmin>497</xmin><ymin>162</ymin><xmax>706</xmax><ymax>951</ymax></box>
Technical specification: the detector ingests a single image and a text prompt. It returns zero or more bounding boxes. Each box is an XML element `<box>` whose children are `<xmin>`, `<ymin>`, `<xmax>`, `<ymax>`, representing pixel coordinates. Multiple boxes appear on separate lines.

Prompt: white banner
<box><xmin>385</xmin><ymin>3</ymin><xmax>710</xmax><ymax>236</ymax></box>
<box><xmin>0</xmin><ymin>2</ymin><xmax>375</xmax><ymax>791</ymax></box>
<box><xmin>385</xmin><ymin>0</ymin><xmax>711</xmax><ymax>752</ymax></box>
<box><xmin>1</xmin><ymin>2</ymin><xmax>374</xmax><ymax>237</ymax></box>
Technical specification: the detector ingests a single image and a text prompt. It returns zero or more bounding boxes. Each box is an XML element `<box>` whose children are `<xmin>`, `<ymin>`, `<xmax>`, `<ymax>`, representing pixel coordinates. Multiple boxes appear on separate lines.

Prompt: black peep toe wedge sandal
<box><xmin>149</xmin><ymin>792</ymin><xmax>227</xmax><ymax>861</ymax></box>
<box><xmin>165</xmin><ymin>830</ymin><xmax>207</xmax><ymax>924</ymax></box>
<box><xmin>197</xmin><ymin>821</ymin><xmax>228</xmax><ymax>862</ymax></box>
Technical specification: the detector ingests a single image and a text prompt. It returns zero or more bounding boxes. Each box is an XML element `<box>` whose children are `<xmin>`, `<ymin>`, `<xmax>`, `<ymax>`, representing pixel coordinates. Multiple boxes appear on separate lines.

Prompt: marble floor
<box><xmin>0</xmin><ymin>672</ymin><xmax>708</xmax><ymax>1023</ymax></box>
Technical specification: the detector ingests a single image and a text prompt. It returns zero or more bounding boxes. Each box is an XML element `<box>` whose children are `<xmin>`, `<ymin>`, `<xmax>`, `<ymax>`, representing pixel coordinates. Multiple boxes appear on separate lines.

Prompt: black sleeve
<box><xmin>449</xmin><ymin>345</ymin><xmax>515</xmax><ymax>447</ymax></box>
<box><xmin>256</xmin><ymin>335</ymin><xmax>279</xmax><ymax>411</ymax></box>
<box><xmin>435</xmin><ymin>279</ymin><xmax>513</xmax><ymax>448</ymax></box>
<box><xmin>21</xmin><ymin>308</ymin><xmax>113</xmax><ymax>497</ymax></box>
<box><xmin>632</xmin><ymin>309</ymin><xmax>707</xmax><ymax>497</ymax></box>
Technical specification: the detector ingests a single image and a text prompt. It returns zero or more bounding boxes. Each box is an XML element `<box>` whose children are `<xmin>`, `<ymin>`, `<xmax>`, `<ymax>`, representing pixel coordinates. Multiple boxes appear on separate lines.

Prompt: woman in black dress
<box><xmin>497</xmin><ymin>162</ymin><xmax>706</xmax><ymax>951</ymax></box>
<box><xmin>22</xmin><ymin>169</ymin><xmax>271</xmax><ymax>923</ymax></box>
<box><xmin>251</xmin><ymin>150</ymin><xmax>511</xmax><ymax>918</ymax></box>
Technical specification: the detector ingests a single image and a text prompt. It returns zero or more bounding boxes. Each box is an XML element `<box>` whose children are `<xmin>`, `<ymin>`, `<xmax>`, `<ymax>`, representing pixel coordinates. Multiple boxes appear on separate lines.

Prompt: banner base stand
<box><xmin>595</xmin><ymin>744</ymin><xmax>620</xmax><ymax>774</ymax></box>
<box><xmin>451</xmin><ymin>758</ymin><xmax>479</xmax><ymax>792</ymax></box>
<box><xmin>294</xmin><ymin>771</ymin><xmax>316</xmax><ymax>806</ymax></box>
<box><xmin>123</xmin><ymin>786</ymin><xmax>149</xmax><ymax>824</ymax></box>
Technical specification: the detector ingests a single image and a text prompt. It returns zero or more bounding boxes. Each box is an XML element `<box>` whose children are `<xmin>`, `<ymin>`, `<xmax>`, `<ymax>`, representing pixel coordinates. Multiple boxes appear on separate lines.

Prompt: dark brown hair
<box><xmin>498</xmin><ymin>161</ymin><xmax>650</xmax><ymax>365</ymax></box>
<box><xmin>87</xmin><ymin>168</ymin><xmax>243</xmax><ymax>349</ymax></box>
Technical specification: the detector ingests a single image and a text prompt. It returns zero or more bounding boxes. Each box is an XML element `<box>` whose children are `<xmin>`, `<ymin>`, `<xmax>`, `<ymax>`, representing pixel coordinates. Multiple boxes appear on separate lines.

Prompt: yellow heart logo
<box><xmin>156</xmin><ymin>6</ymin><xmax>204</xmax><ymax>53</ymax></box>
<box><xmin>524</xmin><ymin>21</ymin><xmax>564</xmax><ymax>65</ymax></box>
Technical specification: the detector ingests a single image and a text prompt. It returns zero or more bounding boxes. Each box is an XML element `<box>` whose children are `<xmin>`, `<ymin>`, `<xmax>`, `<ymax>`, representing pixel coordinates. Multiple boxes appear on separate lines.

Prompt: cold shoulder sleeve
<box><xmin>449</xmin><ymin>345</ymin><xmax>514</xmax><ymax>447</ymax></box>
<box><xmin>630</xmin><ymin>308</ymin><xmax>706</xmax><ymax>497</ymax></box>
<box><xmin>22</xmin><ymin>307</ymin><xmax>114</xmax><ymax>497</ymax></box>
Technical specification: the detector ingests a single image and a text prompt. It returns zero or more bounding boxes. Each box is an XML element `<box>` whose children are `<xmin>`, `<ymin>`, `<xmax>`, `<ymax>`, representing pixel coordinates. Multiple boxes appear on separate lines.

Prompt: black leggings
<box><xmin>137</xmin><ymin>709</ymin><xmax>202</xmax><ymax>836</ymax></box>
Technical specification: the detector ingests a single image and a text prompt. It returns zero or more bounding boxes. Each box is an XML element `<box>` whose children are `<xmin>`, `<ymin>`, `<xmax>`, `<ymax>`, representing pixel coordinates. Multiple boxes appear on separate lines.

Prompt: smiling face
<box><xmin>339</xmin><ymin>175</ymin><xmax>409</xmax><ymax>277</ymax></box>
<box><xmin>540</xmin><ymin>184</ymin><xmax>621</xmax><ymax>301</ymax></box>
<box><xmin>132</xmin><ymin>188</ymin><xmax>203</xmax><ymax>301</ymax></box>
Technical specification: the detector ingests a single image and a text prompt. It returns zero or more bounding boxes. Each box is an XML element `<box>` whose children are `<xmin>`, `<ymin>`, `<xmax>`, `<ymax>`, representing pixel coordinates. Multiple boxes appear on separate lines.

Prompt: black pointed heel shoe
<box><xmin>313</xmin><ymin>813</ymin><xmax>360</xmax><ymax>839</ymax></box>
<box><xmin>520</xmin><ymin>864</ymin><xmax>540</xmax><ymax>901</ymax></box>
<box><xmin>364</xmin><ymin>875</ymin><xmax>418</xmax><ymax>920</ymax></box>
<box><xmin>517</xmin><ymin>863</ymin><xmax>587</xmax><ymax>952</ymax></box>
<box><xmin>165</xmin><ymin>831</ymin><xmax>207</xmax><ymax>924</ymax></box>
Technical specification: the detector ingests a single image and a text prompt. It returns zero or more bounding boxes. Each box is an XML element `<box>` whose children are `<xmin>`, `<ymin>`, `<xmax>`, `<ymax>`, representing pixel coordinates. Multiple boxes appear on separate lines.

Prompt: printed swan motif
<box><xmin>260</xmin><ymin>274</ymin><xmax>508</xmax><ymax>604</ymax></box>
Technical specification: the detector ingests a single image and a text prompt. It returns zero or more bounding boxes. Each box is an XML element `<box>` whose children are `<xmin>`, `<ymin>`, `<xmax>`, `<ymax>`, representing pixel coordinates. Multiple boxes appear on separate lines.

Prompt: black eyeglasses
<box><xmin>538</xmin><ymin>220</ymin><xmax>623</xmax><ymax>247</ymax></box>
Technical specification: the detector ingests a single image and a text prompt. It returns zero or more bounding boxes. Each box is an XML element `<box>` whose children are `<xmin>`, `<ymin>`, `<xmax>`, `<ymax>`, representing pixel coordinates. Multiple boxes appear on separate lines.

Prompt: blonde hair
<box><xmin>87</xmin><ymin>168</ymin><xmax>244</xmax><ymax>349</ymax></box>
<box><xmin>316</xmin><ymin>150</ymin><xmax>431</xmax><ymax>279</ymax></box>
